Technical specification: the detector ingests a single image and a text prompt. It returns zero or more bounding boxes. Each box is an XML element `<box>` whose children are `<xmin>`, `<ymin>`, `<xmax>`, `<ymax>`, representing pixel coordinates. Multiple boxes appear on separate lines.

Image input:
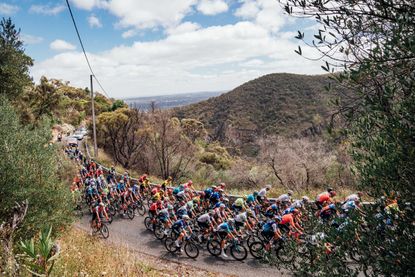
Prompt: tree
<box><xmin>279</xmin><ymin>0</ymin><xmax>415</xmax><ymax>275</ymax></box>
<box><xmin>181</xmin><ymin>118</ymin><xmax>208</xmax><ymax>142</ymax></box>
<box><xmin>146</xmin><ymin>112</ymin><xmax>196</xmax><ymax>179</ymax></box>
<box><xmin>26</xmin><ymin>76</ymin><xmax>61</xmax><ymax>121</ymax></box>
<box><xmin>96</xmin><ymin>108</ymin><xmax>148</xmax><ymax>169</ymax></box>
<box><xmin>0</xmin><ymin>18</ymin><xmax>33</xmax><ymax>99</ymax></box>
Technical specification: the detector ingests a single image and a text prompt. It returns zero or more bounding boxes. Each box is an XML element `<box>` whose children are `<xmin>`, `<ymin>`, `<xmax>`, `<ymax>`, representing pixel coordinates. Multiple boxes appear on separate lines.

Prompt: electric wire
<box><xmin>65</xmin><ymin>0</ymin><xmax>111</xmax><ymax>98</ymax></box>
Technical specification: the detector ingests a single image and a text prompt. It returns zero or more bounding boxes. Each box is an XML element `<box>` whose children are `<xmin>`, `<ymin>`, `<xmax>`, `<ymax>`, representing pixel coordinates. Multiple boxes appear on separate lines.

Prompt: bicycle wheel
<box><xmin>276</xmin><ymin>245</ymin><xmax>295</xmax><ymax>263</ymax></box>
<box><xmin>164</xmin><ymin>237</ymin><xmax>178</xmax><ymax>253</ymax></box>
<box><xmin>207</xmin><ymin>239</ymin><xmax>221</xmax><ymax>256</ymax></box>
<box><xmin>184</xmin><ymin>242</ymin><xmax>199</xmax><ymax>259</ymax></box>
<box><xmin>154</xmin><ymin>224</ymin><xmax>166</xmax><ymax>240</ymax></box>
<box><xmin>100</xmin><ymin>224</ymin><xmax>109</xmax><ymax>239</ymax></box>
<box><xmin>144</xmin><ymin>217</ymin><xmax>153</xmax><ymax>231</ymax></box>
<box><xmin>249</xmin><ymin>241</ymin><xmax>265</xmax><ymax>259</ymax></box>
<box><xmin>127</xmin><ymin>207</ymin><xmax>135</xmax><ymax>220</ymax></box>
<box><xmin>108</xmin><ymin>204</ymin><xmax>116</xmax><ymax>216</ymax></box>
<box><xmin>136</xmin><ymin>202</ymin><xmax>146</xmax><ymax>216</ymax></box>
<box><xmin>230</xmin><ymin>243</ymin><xmax>248</xmax><ymax>261</ymax></box>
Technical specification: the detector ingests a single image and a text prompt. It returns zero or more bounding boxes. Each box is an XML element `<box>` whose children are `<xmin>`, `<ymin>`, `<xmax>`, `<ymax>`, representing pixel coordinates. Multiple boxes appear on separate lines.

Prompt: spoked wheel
<box><xmin>230</xmin><ymin>243</ymin><xmax>248</xmax><ymax>261</ymax></box>
<box><xmin>184</xmin><ymin>241</ymin><xmax>199</xmax><ymax>259</ymax></box>
<box><xmin>108</xmin><ymin>204</ymin><xmax>116</xmax><ymax>216</ymax></box>
<box><xmin>154</xmin><ymin>224</ymin><xmax>166</xmax><ymax>240</ymax></box>
<box><xmin>249</xmin><ymin>241</ymin><xmax>265</xmax><ymax>259</ymax></box>
<box><xmin>144</xmin><ymin>217</ymin><xmax>154</xmax><ymax>231</ymax></box>
<box><xmin>136</xmin><ymin>202</ymin><xmax>146</xmax><ymax>216</ymax></box>
<box><xmin>127</xmin><ymin>207</ymin><xmax>135</xmax><ymax>220</ymax></box>
<box><xmin>100</xmin><ymin>224</ymin><xmax>109</xmax><ymax>239</ymax></box>
<box><xmin>165</xmin><ymin>237</ymin><xmax>179</xmax><ymax>253</ymax></box>
<box><xmin>207</xmin><ymin>239</ymin><xmax>221</xmax><ymax>256</ymax></box>
<box><xmin>276</xmin><ymin>245</ymin><xmax>295</xmax><ymax>263</ymax></box>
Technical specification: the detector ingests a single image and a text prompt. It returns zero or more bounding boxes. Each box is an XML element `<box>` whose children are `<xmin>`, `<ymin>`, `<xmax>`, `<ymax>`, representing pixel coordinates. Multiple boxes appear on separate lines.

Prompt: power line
<box><xmin>65</xmin><ymin>0</ymin><xmax>111</xmax><ymax>99</ymax></box>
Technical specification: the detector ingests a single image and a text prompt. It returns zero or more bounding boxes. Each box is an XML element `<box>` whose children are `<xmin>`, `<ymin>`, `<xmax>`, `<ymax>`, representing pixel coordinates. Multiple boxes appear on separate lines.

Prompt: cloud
<box><xmin>29</xmin><ymin>4</ymin><xmax>65</xmax><ymax>15</ymax></box>
<box><xmin>121</xmin><ymin>29</ymin><xmax>136</xmax><ymax>39</ymax></box>
<box><xmin>50</xmin><ymin>39</ymin><xmax>77</xmax><ymax>51</ymax></box>
<box><xmin>0</xmin><ymin>3</ymin><xmax>19</xmax><ymax>15</ymax></box>
<box><xmin>20</xmin><ymin>34</ymin><xmax>43</xmax><ymax>45</ymax></box>
<box><xmin>197</xmin><ymin>0</ymin><xmax>228</xmax><ymax>16</ymax></box>
<box><xmin>235</xmin><ymin>0</ymin><xmax>287</xmax><ymax>33</ymax></box>
<box><xmin>33</xmin><ymin>20</ymin><xmax>321</xmax><ymax>97</ymax></box>
<box><xmin>88</xmin><ymin>14</ymin><xmax>103</xmax><ymax>28</ymax></box>
<box><xmin>70</xmin><ymin>0</ymin><xmax>101</xmax><ymax>10</ymax></box>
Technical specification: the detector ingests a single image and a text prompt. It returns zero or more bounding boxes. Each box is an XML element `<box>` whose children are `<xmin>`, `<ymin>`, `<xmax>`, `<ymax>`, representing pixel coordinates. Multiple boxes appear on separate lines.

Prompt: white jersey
<box><xmin>198</xmin><ymin>213</ymin><xmax>211</xmax><ymax>223</ymax></box>
<box><xmin>277</xmin><ymin>194</ymin><xmax>291</xmax><ymax>203</ymax></box>
<box><xmin>235</xmin><ymin>212</ymin><xmax>247</xmax><ymax>223</ymax></box>
<box><xmin>345</xmin><ymin>194</ymin><xmax>360</xmax><ymax>202</ymax></box>
<box><xmin>291</xmin><ymin>200</ymin><xmax>303</xmax><ymax>209</ymax></box>
<box><xmin>258</xmin><ymin>188</ymin><xmax>267</xmax><ymax>197</ymax></box>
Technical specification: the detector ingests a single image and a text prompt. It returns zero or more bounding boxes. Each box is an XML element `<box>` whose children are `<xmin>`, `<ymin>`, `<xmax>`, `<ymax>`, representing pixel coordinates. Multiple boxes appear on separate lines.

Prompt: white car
<box><xmin>72</xmin><ymin>131</ymin><xmax>84</xmax><ymax>140</ymax></box>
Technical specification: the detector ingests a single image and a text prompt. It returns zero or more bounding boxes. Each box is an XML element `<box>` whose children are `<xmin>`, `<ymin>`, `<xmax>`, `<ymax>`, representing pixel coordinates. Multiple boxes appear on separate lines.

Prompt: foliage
<box><xmin>279</xmin><ymin>0</ymin><xmax>415</xmax><ymax>275</ymax></box>
<box><xmin>0</xmin><ymin>98</ymin><xmax>73</xmax><ymax>241</ymax></box>
<box><xmin>96</xmin><ymin>108</ymin><xmax>148</xmax><ymax>169</ymax></box>
<box><xmin>111</xmin><ymin>99</ymin><xmax>127</xmax><ymax>111</ymax></box>
<box><xmin>19</xmin><ymin>226</ymin><xmax>59</xmax><ymax>277</ymax></box>
<box><xmin>175</xmin><ymin>73</ymin><xmax>349</xmax><ymax>156</ymax></box>
<box><xmin>0</xmin><ymin>17</ymin><xmax>33</xmax><ymax>99</ymax></box>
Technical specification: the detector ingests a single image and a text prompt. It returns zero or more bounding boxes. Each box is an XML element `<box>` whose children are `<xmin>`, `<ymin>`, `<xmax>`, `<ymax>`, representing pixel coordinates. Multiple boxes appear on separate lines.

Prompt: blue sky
<box><xmin>0</xmin><ymin>0</ymin><xmax>322</xmax><ymax>98</ymax></box>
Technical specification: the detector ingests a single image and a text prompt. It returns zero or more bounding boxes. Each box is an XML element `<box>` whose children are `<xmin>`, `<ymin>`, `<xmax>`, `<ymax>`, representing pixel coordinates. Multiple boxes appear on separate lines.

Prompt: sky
<box><xmin>0</xmin><ymin>0</ymin><xmax>323</xmax><ymax>98</ymax></box>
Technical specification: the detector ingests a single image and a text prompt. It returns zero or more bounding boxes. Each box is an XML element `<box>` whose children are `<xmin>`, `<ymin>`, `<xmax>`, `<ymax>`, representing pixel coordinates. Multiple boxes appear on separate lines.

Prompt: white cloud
<box><xmin>50</xmin><ymin>39</ymin><xmax>77</xmax><ymax>51</ymax></box>
<box><xmin>20</xmin><ymin>34</ymin><xmax>43</xmax><ymax>45</ymax></box>
<box><xmin>29</xmin><ymin>4</ymin><xmax>65</xmax><ymax>15</ymax></box>
<box><xmin>121</xmin><ymin>29</ymin><xmax>136</xmax><ymax>39</ymax></box>
<box><xmin>70</xmin><ymin>0</ymin><xmax>102</xmax><ymax>10</ymax></box>
<box><xmin>197</xmin><ymin>0</ymin><xmax>228</xmax><ymax>16</ymax></box>
<box><xmin>33</xmin><ymin>20</ymin><xmax>321</xmax><ymax>97</ymax></box>
<box><xmin>88</xmin><ymin>14</ymin><xmax>103</xmax><ymax>28</ymax></box>
<box><xmin>235</xmin><ymin>0</ymin><xmax>287</xmax><ymax>33</ymax></box>
<box><xmin>0</xmin><ymin>3</ymin><xmax>19</xmax><ymax>15</ymax></box>
<box><xmin>166</xmin><ymin>22</ymin><xmax>201</xmax><ymax>35</ymax></box>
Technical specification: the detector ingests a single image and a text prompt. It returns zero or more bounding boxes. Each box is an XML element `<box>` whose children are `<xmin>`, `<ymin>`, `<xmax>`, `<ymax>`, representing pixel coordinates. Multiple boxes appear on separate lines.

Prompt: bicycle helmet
<box><xmin>302</xmin><ymin>196</ymin><xmax>310</xmax><ymax>203</ymax></box>
<box><xmin>219</xmin><ymin>203</ymin><xmax>226</xmax><ymax>208</ymax></box>
<box><xmin>167</xmin><ymin>204</ymin><xmax>173</xmax><ymax>210</ymax></box>
<box><xmin>329</xmin><ymin>191</ymin><xmax>337</xmax><ymax>197</ymax></box>
<box><xmin>182</xmin><ymin>215</ymin><xmax>190</xmax><ymax>221</ymax></box>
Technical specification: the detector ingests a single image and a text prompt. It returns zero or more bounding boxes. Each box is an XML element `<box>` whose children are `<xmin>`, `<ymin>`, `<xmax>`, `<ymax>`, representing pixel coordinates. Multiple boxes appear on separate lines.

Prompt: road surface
<box><xmin>77</xmin><ymin>213</ymin><xmax>289</xmax><ymax>277</ymax></box>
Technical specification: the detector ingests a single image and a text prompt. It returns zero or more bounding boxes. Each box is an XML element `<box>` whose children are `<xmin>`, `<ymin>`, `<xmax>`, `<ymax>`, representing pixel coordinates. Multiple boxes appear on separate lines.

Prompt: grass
<box><xmin>53</xmin><ymin>228</ymin><xmax>219</xmax><ymax>277</ymax></box>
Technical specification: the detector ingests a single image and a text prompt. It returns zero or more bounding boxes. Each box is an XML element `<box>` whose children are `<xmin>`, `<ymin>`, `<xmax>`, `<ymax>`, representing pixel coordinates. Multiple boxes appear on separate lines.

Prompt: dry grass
<box><xmin>54</xmin><ymin>228</ymin><xmax>220</xmax><ymax>277</ymax></box>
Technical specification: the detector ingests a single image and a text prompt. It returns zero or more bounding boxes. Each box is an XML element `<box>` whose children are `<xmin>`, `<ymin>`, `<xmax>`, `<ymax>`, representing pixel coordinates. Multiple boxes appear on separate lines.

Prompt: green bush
<box><xmin>0</xmin><ymin>98</ymin><xmax>73</xmax><ymax>240</ymax></box>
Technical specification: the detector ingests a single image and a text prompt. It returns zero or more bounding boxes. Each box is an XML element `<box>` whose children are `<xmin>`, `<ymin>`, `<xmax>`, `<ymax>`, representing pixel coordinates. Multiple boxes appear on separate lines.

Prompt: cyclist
<box><xmin>197</xmin><ymin>211</ymin><xmax>216</xmax><ymax>241</ymax></box>
<box><xmin>316</xmin><ymin>189</ymin><xmax>336</xmax><ymax>209</ymax></box>
<box><xmin>258</xmin><ymin>185</ymin><xmax>271</xmax><ymax>203</ymax></box>
<box><xmin>216</xmin><ymin>219</ymin><xmax>237</xmax><ymax>258</ymax></box>
<box><xmin>173</xmin><ymin>215</ymin><xmax>192</xmax><ymax>248</ymax></box>
<box><xmin>344</xmin><ymin>192</ymin><xmax>363</xmax><ymax>203</ymax></box>
<box><xmin>162</xmin><ymin>176</ymin><xmax>173</xmax><ymax>191</ymax></box>
<box><xmin>91</xmin><ymin>201</ymin><xmax>109</xmax><ymax>232</ymax></box>
<box><xmin>232</xmin><ymin>197</ymin><xmax>246</xmax><ymax>212</ymax></box>
<box><xmin>261</xmin><ymin>216</ymin><xmax>283</xmax><ymax>245</ymax></box>
<box><xmin>265</xmin><ymin>203</ymin><xmax>279</xmax><ymax>219</ymax></box>
<box><xmin>279</xmin><ymin>209</ymin><xmax>303</xmax><ymax>236</ymax></box>
<box><xmin>277</xmin><ymin>190</ymin><xmax>294</xmax><ymax>208</ymax></box>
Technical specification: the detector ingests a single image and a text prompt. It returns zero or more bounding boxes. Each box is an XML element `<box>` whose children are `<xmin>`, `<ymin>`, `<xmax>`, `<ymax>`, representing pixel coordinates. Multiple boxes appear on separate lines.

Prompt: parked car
<box><xmin>72</xmin><ymin>131</ymin><xmax>84</xmax><ymax>140</ymax></box>
<box><xmin>66</xmin><ymin>136</ymin><xmax>78</xmax><ymax>146</ymax></box>
<box><xmin>79</xmin><ymin>127</ymin><xmax>88</xmax><ymax>136</ymax></box>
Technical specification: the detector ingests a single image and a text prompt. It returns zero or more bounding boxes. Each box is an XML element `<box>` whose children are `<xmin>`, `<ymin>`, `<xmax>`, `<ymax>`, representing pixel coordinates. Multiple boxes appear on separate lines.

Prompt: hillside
<box><xmin>175</xmin><ymin>73</ymin><xmax>345</xmax><ymax>155</ymax></box>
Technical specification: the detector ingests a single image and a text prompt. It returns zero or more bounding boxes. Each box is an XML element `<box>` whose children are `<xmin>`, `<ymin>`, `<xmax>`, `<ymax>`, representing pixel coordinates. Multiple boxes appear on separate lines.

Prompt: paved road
<box><xmin>77</xmin><ymin>213</ymin><xmax>289</xmax><ymax>277</ymax></box>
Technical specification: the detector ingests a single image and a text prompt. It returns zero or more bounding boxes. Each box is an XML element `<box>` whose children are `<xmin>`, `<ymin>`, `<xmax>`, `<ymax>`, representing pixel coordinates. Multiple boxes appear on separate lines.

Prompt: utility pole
<box><xmin>90</xmin><ymin>74</ymin><xmax>98</xmax><ymax>158</ymax></box>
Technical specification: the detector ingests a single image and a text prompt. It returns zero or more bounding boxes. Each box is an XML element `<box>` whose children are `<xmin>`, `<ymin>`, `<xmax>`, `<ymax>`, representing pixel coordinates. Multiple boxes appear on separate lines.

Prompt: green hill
<box><xmin>175</xmin><ymin>73</ymin><xmax>345</xmax><ymax>155</ymax></box>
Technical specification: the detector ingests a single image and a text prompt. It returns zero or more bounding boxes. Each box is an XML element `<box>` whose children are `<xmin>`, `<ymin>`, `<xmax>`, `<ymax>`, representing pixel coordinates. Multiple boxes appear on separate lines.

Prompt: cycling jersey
<box><xmin>280</xmin><ymin>214</ymin><xmax>295</xmax><ymax>227</ymax></box>
<box><xmin>341</xmin><ymin>200</ymin><xmax>357</xmax><ymax>211</ymax></box>
<box><xmin>317</xmin><ymin>192</ymin><xmax>331</xmax><ymax>204</ymax></box>
<box><xmin>263</xmin><ymin>221</ymin><xmax>278</xmax><ymax>233</ymax></box>
<box><xmin>172</xmin><ymin>219</ymin><xmax>187</xmax><ymax>231</ymax></box>
<box><xmin>246</xmin><ymin>194</ymin><xmax>255</xmax><ymax>204</ymax></box>
<box><xmin>277</xmin><ymin>194</ymin><xmax>290</xmax><ymax>203</ymax></box>
<box><xmin>345</xmin><ymin>194</ymin><xmax>360</xmax><ymax>202</ymax></box>
<box><xmin>235</xmin><ymin>212</ymin><xmax>247</xmax><ymax>223</ymax></box>
<box><xmin>258</xmin><ymin>188</ymin><xmax>267</xmax><ymax>197</ymax></box>
<box><xmin>282</xmin><ymin>207</ymin><xmax>296</xmax><ymax>215</ymax></box>
<box><xmin>217</xmin><ymin>222</ymin><xmax>233</xmax><ymax>233</ymax></box>
<box><xmin>197</xmin><ymin>213</ymin><xmax>211</xmax><ymax>223</ymax></box>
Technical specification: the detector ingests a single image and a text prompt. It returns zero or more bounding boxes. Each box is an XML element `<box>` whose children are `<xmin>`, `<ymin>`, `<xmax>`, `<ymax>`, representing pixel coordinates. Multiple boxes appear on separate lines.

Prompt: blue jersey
<box><xmin>217</xmin><ymin>222</ymin><xmax>234</xmax><ymax>233</ymax></box>
<box><xmin>173</xmin><ymin>219</ymin><xmax>187</xmax><ymax>229</ymax></box>
<box><xmin>262</xmin><ymin>221</ymin><xmax>277</xmax><ymax>232</ymax></box>
<box><xmin>246</xmin><ymin>194</ymin><xmax>255</xmax><ymax>203</ymax></box>
<box><xmin>283</xmin><ymin>207</ymin><xmax>295</xmax><ymax>215</ymax></box>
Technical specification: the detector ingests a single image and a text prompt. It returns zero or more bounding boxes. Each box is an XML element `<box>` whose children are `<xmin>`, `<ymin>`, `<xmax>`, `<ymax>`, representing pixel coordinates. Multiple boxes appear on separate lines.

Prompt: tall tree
<box><xmin>0</xmin><ymin>18</ymin><xmax>33</xmax><ymax>98</ymax></box>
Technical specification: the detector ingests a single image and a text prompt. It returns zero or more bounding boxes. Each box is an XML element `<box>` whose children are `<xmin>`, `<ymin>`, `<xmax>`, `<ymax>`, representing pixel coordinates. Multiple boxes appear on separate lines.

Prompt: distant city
<box><xmin>123</xmin><ymin>91</ymin><xmax>225</xmax><ymax>110</ymax></box>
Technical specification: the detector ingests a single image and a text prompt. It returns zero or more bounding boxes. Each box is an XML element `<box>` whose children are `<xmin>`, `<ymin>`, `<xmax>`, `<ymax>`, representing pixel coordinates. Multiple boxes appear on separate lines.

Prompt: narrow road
<box><xmin>77</xmin><ymin>214</ymin><xmax>289</xmax><ymax>277</ymax></box>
